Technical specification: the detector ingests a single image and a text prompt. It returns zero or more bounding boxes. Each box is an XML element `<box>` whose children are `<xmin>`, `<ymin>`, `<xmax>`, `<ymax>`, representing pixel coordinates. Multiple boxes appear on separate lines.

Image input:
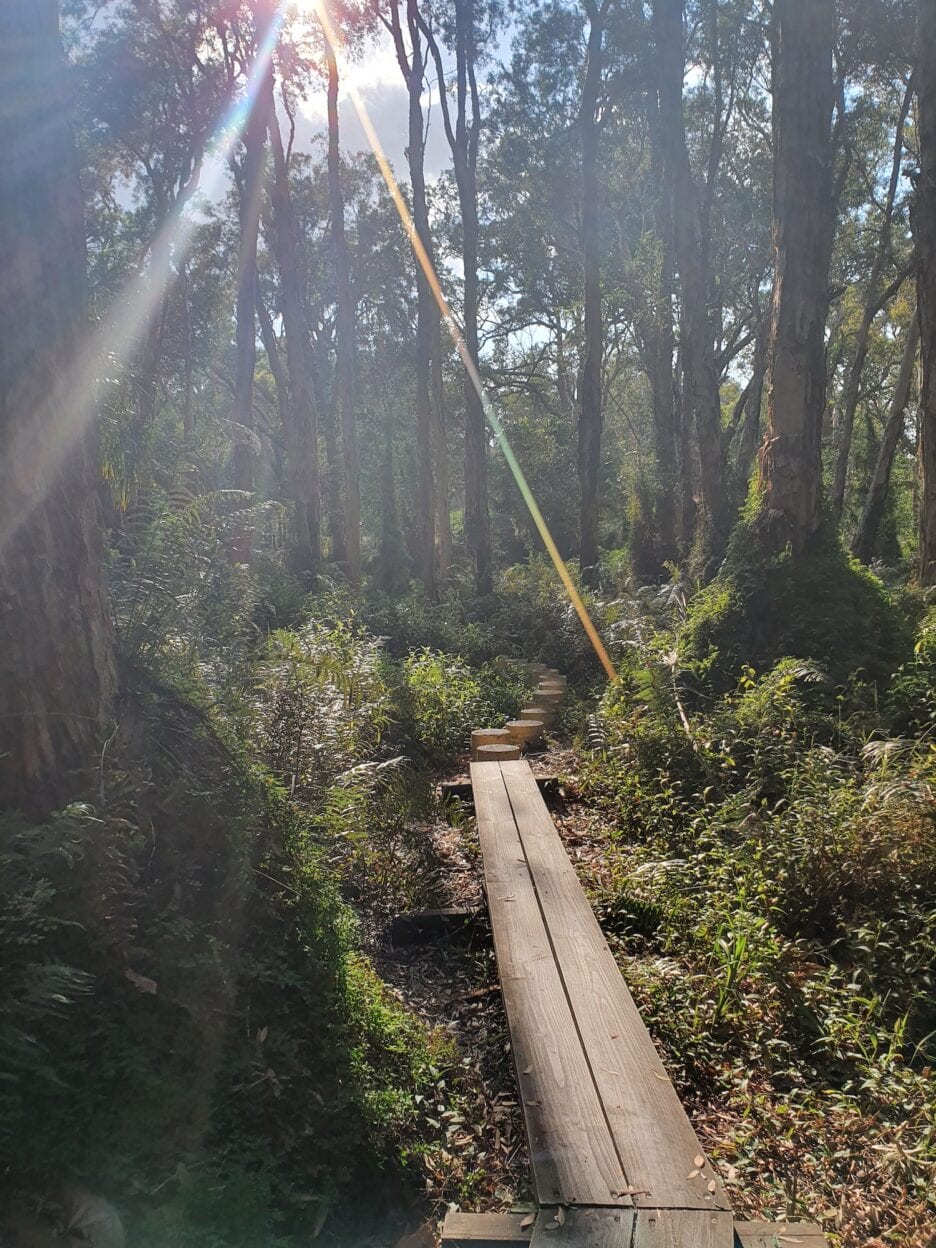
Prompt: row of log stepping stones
<box><xmin>471</xmin><ymin>664</ymin><xmax>567</xmax><ymax>761</ymax></box>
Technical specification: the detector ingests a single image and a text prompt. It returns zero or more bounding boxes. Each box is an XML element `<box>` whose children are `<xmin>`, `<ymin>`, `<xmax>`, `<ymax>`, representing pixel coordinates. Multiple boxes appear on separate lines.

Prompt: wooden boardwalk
<box><xmin>447</xmin><ymin>757</ymin><xmax>825</xmax><ymax>1248</ymax></box>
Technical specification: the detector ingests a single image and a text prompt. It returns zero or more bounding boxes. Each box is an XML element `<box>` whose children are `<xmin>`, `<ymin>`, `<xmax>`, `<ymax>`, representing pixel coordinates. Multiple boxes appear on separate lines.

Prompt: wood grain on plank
<box><xmin>529</xmin><ymin>1208</ymin><xmax>733</xmax><ymax>1248</ymax></box>
<box><xmin>441</xmin><ymin>1210</ymin><xmax>534</xmax><ymax>1244</ymax></box>
<box><xmin>498</xmin><ymin>759</ymin><xmax>730</xmax><ymax>1212</ymax></box>
<box><xmin>470</xmin><ymin>762</ymin><xmax>631</xmax><ymax>1208</ymax></box>
<box><xmin>442</xmin><ymin>1212</ymin><xmax>822</xmax><ymax>1248</ymax></box>
<box><xmin>734</xmin><ymin>1223</ymin><xmax>828</xmax><ymax>1248</ymax></box>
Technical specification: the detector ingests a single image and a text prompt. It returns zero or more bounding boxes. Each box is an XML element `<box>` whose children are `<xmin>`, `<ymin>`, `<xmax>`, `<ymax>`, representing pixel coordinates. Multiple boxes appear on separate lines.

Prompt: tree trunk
<box><xmin>851</xmin><ymin>313</ymin><xmax>919</xmax><ymax>564</ymax></box>
<box><xmin>458</xmin><ymin>0</ymin><xmax>491</xmax><ymax>591</ymax></box>
<box><xmin>654</xmin><ymin>0</ymin><xmax>727</xmax><ymax>562</ymax></box>
<box><xmin>231</xmin><ymin>67</ymin><xmax>268</xmax><ymax>561</ymax></box>
<box><xmin>256</xmin><ymin>289</ymin><xmax>292</xmax><ymax>442</ymax></box>
<box><xmin>758</xmin><ymin>0</ymin><xmax>836</xmax><ymax>551</ymax></box>
<box><xmin>831</xmin><ymin>81</ymin><xmax>913</xmax><ymax>523</ymax></box>
<box><xmin>733</xmin><ymin>312</ymin><xmax>769</xmax><ymax>499</ymax></box>
<box><xmin>181</xmin><ymin>259</ymin><xmax>195</xmax><ymax>440</ymax></box>
<box><xmin>915</xmin><ymin>0</ymin><xmax>936</xmax><ymax>585</ymax></box>
<box><xmin>389</xmin><ymin>0</ymin><xmax>437</xmax><ymax>593</ymax></box>
<box><xmin>326</xmin><ymin>45</ymin><xmax>361</xmax><ymax>584</ymax></box>
<box><xmin>578</xmin><ymin>0</ymin><xmax>606</xmax><ymax>579</ymax></box>
<box><xmin>431</xmin><ymin>306</ymin><xmax>451</xmax><ymax>582</ymax></box>
<box><xmin>312</xmin><ymin>330</ymin><xmax>346</xmax><ymax>563</ymax></box>
<box><xmin>0</xmin><ymin>0</ymin><xmax>116</xmax><ymax>813</ymax></box>
<box><xmin>641</xmin><ymin>79</ymin><xmax>679</xmax><ymax>565</ymax></box>
<box><xmin>266</xmin><ymin>90</ymin><xmax>320</xmax><ymax>582</ymax></box>
<box><xmin>419</xmin><ymin>0</ymin><xmax>490</xmax><ymax>590</ymax></box>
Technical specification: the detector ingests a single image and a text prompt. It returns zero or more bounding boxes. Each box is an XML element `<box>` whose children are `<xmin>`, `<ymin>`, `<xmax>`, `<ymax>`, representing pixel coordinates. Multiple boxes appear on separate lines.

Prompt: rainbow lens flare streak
<box><xmin>312</xmin><ymin>1</ymin><xmax>618</xmax><ymax>682</ymax></box>
<box><xmin>8</xmin><ymin>1</ymin><xmax>617</xmax><ymax>684</ymax></box>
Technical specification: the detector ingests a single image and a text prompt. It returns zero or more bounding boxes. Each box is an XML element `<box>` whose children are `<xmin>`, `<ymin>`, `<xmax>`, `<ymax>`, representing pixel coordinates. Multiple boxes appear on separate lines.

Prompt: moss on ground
<box><xmin>680</xmin><ymin>524</ymin><xmax>913</xmax><ymax>696</ymax></box>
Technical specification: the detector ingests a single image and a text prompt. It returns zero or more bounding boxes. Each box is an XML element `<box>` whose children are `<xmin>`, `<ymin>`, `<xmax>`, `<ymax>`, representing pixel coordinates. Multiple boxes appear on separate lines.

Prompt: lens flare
<box><xmin>0</xmin><ymin>9</ymin><xmax>285</xmax><ymax>555</ymax></box>
<box><xmin>9</xmin><ymin>1</ymin><xmax>617</xmax><ymax>683</ymax></box>
<box><xmin>312</xmin><ymin>1</ymin><xmax>618</xmax><ymax>682</ymax></box>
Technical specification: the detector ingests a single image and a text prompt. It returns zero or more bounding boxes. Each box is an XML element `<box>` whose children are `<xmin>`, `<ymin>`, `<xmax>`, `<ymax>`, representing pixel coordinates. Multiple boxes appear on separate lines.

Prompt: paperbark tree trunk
<box><xmin>758</xmin><ymin>0</ymin><xmax>836</xmax><ymax>552</ymax></box>
<box><xmin>419</xmin><ymin>0</ymin><xmax>491</xmax><ymax>590</ymax></box>
<box><xmin>851</xmin><ymin>314</ymin><xmax>919</xmax><ymax>564</ymax></box>
<box><xmin>266</xmin><ymin>88</ymin><xmax>320</xmax><ymax>582</ymax></box>
<box><xmin>641</xmin><ymin>71</ymin><xmax>679</xmax><ymax>564</ymax></box>
<box><xmin>578</xmin><ymin>0</ymin><xmax>607</xmax><ymax>579</ymax></box>
<box><xmin>654</xmin><ymin>0</ymin><xmax>727</xmax><ymax>561</ymax></box>
<box><xmin>181</xmin><ymin>259</ymin><xmax>195</xmax><ymax>440</ymax></box>
<box><xmin>0</xmin><ymin>0</ymin><xmax>116</xmax><ymax>813</ymax></box>
<box><xmin>231</xmin><ymin>64</ymin><xmax>268</xmax><ymax>561</ymax></box>
<box><xmin>326</xmin><ymin>45</ymin><xmax>361</xmax><ymax>584</ymax></box>
<box><xmin>388</xmin><ymin>0</ymin><xmax>439</xmax><ymax>593</ymax></box>
<box><xmin>915</xmin><ymin>0</ymin><xmax>936</xmax><ymax>585</ymax></box>
<box><xmin>831</xmin><ymin>80</ymin><xmax>913</xmax><ymax>523</ymax></box>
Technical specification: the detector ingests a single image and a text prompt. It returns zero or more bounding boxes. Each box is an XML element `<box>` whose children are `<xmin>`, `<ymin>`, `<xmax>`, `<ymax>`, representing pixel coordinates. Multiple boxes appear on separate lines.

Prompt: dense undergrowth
<box><xmin>580</xmin><ymin>544</ymin><xmax>936</xmax><ymax>1245</ymax></box>
<box><xmin>0</xmin><ymin>503</ymin><xmax>574</xmax><ymax>1246</ymax></box>
<box><xmin>3</xmin><ymin>499</ymin><xmax>934</xmax><ymax>1245</ymax></box>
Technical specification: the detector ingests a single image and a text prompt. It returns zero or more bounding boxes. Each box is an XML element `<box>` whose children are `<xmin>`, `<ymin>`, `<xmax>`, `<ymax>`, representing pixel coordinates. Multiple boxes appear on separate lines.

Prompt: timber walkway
<box><xmin>440</xmin><ymin>669</ymin><xmax>827</xmax><ymax>1248</ymax></box>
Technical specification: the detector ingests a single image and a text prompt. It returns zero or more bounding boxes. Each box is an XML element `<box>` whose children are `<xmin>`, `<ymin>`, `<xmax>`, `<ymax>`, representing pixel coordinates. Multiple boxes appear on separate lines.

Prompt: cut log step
<box><xmin>476</xmin><ymin>743</ymin><xmax>521</xmax><ymax>761</ymax></box>
<box><xmin>472</xmin><ymin>728</ymin><xmax>514</xmax><ymax>760</ymax></box>
<box><xmin>520</xmin><ymin>706</ymin><xmax>556</xmax><ymax>727</ymax></box>
<box><xmin>505</xmin><ymin>719</ymin><xmax>544</xmax><ymax>748</ymax></box>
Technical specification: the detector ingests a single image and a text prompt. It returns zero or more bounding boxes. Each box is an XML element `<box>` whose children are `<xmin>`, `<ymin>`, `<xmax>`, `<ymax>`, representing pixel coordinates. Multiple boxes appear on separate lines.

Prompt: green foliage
<box><xmin>110</xmin><ymin>487</ymin><xmax>283</xmax><ymax>696</ymax></box>
<box><xmin>680</xmin><ymin>525</ymin><xmax>911</xmax><ymax>697</ymax></box>
<box><xmin>886</xmin><ymin>603</ymin><xmax>936</xmax><ymax>733</ymax></box>
<box><xmin>251</xmin><ymin>618</ymin><xmax>392</xmax><ymax>803</ymax></box>
<box><xmin>401</xmin><ymin>648</ymin><xmax>526</xmax><ymax>764</ymax></box>
<box><xmin>489</xmin><ymin>557</ymin><xmax>604</xmax><ymax>681</ymax></box>
<box><xmin>365</xmin><ymin>583</ymin><xmax>498</xmax><ymax>667</ymax></box>
<box><xmin>0</xmin><ymin>663</ymin><xmax>453</xmax><ymax>1244</ymax></box>
<box><xmin>580</xmin><ymin>591</ymin><xmax>936</xmax><ymax>1232</ymax></box>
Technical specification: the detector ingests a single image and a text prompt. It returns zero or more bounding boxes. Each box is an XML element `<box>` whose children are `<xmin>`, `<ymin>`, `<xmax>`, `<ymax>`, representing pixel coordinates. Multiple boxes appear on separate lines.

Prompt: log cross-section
<box><xmin>469</xmin><ymin>757</ymin><xmax>733</xmax><ymax>1246</ymax></box>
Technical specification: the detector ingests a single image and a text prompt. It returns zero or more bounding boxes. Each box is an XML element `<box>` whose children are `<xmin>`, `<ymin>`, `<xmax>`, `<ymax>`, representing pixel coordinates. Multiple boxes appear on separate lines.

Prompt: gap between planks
<box><xmin>471</xmin><ymin>758</ymin><xmax>729</xmax><ymax>1216</ymax></box>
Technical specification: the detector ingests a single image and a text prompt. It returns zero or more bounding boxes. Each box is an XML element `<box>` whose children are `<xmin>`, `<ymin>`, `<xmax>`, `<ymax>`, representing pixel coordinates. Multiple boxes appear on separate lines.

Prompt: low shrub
<box><xmin>400</xmin><ymin>648</ymin><xmax>527</xmax><ymax>765</ymax></box>
<box><xmin>680</xmin><ymin>525</ymin><xmax>912</xmax><ymax>698</ymax></box>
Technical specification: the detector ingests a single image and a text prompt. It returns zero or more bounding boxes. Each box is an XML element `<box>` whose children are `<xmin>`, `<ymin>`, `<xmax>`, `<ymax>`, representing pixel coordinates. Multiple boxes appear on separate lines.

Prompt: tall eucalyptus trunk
<box><xmin>851</xmin><ymin>314</ymin><xmax>919</xmax><ymax>564</ymax></box>
<box><xmin>326</xmin><ymin>44</ymin><xmax>361</xmax><ymax>583</ymax></box>
<box><xmin>388</xmin><ymin>0</ymin><xmax>440</xmax><ymax>592</ymax></box>
<box><xmin>266</xmin><ymin>88</ymin><xmax>320</xmax><ymax>582</ymax></box>
<box><xmin>0</xmin><ymin>0</ymin><xmax>116</xmax><ymax>813</ymax></box>
<box><xmin>915</xmin><ymin>0</ymin><xmax>936</xmax><ymax>585</ymax></box>
<box><xmin>831</xmin><ymin>80</ymin><xmax>913</xmax><ymax>523</ymax></box>
<box><xmin>231</xmin><ymin>68</ymin><xmax>268</xmax><ymax>561</ymax></box>
<box><xmin>654</xmin><ymin>0</ymin><xmax>727</xmax><ymax>561</ymax></box>
<box><xmin>578</xmin><ymin>0</ymin><xmax>607</xmax><ymax>579</ymax></box>
<box><xmin>758</xmin><ymin>0</ymin><xmax>836</xmax><ymax>551</ymax></box>
<box><xmin>420</xmin><ymin>0</ymin><xmax>491</xmax><ymax>590</ymax></box>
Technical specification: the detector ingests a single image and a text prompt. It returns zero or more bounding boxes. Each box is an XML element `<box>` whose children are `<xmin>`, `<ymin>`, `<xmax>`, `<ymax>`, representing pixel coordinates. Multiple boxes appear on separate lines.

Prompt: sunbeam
<box><xmin>311</xmin><ymin>0</ymin><xmax>618</xmax><ymax>682</ymax></box>
<box><xmin>0</xmin><ymin>5</ymin><xmax>286</xmax><ymax>556</ymax></box>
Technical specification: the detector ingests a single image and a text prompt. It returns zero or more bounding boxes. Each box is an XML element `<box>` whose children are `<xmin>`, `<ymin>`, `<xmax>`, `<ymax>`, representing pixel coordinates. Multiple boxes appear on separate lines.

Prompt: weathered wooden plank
<box><xmin>441</xmin><ymin>1210</ymin><xmax>534</xmax><ymax>1245</ymax></box>
<box><xmin>470</xmin><ymin>763</ymin><xmax>630</xmax><ymax>1208</ymax></box>
<box><xmin>734</xmin><ymin>1223</ymin><xmax>827</xmax><ymax>1248</ymax></box>
<box><xmin>442</xmin><ymin>1213</ymin><xmax>826</xmax><ymax>1248</ymax></box>
<box><xmin>498</xmin><ymin>760</ymin><xmax>729</xmax><ymax>1213</ymax></box>
<box><xmin>441</xmin><ymin>775</ymin><xmax>562</xmax><ymax>805</ymax></box>
<box><xmin>528</xmin><ymin>1208</ymin><xmax>633</xmax><ymax>1247</ymax></box>
<box><xmin>528</xmin><ymin>1208</ymin><xmax>733</xmax><ymax>1248</ymax></box>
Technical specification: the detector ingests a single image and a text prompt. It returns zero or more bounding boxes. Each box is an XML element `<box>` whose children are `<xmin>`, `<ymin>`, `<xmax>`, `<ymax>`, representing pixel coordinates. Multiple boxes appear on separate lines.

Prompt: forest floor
<box><xmin>357</xmin><ymin>740</ymin><xmax>933</xmax><ymax>1248</ymax></box>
